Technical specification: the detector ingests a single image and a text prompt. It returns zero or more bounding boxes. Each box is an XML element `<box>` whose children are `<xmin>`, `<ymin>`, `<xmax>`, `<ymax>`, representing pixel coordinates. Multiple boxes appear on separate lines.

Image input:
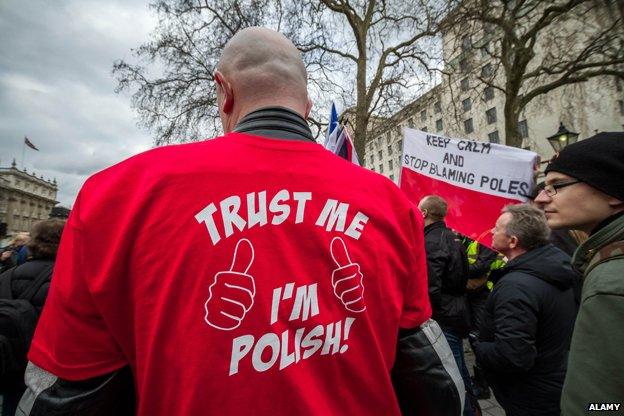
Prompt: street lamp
<box><xmin>546</xmin><ymin>122</ymin><xmax>579</xmax><ymax>152</ymax></box>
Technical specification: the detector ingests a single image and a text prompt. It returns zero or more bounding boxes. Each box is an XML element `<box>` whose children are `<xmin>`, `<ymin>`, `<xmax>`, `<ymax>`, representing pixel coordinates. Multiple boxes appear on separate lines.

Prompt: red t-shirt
<box><xmin>30</xmin><ymin>132</ymin><xmax>431</xmax><ymax>415</ymax></box>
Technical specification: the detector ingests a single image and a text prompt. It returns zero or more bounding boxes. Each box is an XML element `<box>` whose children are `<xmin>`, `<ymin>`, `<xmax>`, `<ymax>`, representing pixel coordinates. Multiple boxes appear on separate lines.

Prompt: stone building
<box><xmin>0</xmin><ymin>159</ymin><xmax>58</xmax><ymax>237</ymax></box>
<box><xmin>363</xmin><ymin>2</ymin><xmax>624</xmax><ymax>182</ymax></box>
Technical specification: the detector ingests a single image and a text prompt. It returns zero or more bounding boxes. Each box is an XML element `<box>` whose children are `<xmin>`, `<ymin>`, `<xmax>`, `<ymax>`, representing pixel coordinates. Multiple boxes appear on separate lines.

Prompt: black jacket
<box><xmin>423</xmin><ymin>221</ymin><xmax>470</xmax><ymax>336</ymax></box>
<box><xmin>0</xmin><ymin>259</ymin><xmax>53</xmax><ymax>314</ymax></box>
<box><xmin>474</xmin><ymin>244</ymin><xmax>577</xmax><ymax>416</ymax></box>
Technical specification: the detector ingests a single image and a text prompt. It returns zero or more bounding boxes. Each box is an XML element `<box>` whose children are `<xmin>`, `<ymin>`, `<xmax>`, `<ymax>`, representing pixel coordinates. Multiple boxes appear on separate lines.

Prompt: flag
<box><xmin>400</xmin><ymin>128</ymin><xmax>538</xmax><ymax>248</ymax></box>
<box><xmin>336</xmin><ymin>126</ymin><xmax>359</xmax><ymax>165</ymax></box>
<box><xmin>324</xmin><ymin>102</ymin><xmax>339</xmax><ymax>146</ymax></box>
<box><xmin>24</xmin><ymin>136</ymin><xmax>39</xmax><ymax>151</ymax></box>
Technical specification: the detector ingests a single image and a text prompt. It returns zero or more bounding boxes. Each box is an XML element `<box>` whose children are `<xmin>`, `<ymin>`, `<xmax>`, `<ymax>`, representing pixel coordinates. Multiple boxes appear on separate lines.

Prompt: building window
<box><xmin>386</xmin><ymin>133</ymin><xmax>391</xmax><ymax>143</ymax></box>
<box><xmin>615</xmin><ymin>76</ymin><xmax>622</xmax><ymax>92</ymax></box>
<box><xmin>436</xmin><ymin>119</ymin><xmax>443</xmax><ymax>131</ymax></box>
<box><xmin>461</xmin><ymin>78</ymin><xmax>470</xmax><ymax>92</ymax></box>
<box><xmin>464</xmin><ymin>118</ymin><xmax>474</xmax><ymax>134</ymax></box>
<box><xmin>408</xmin><ymin>117</ymin><xmax>414</xmax><ymax>128</ymax></box>
<box><xmin>460</xmin><ymin>58</ymin><xmax>470</xmax><ymax>73</ymax></box>
<box><xmin>484</xmin><ymin>86</ymin><xmax>494</xmax><ymax>101</ymax></box>
<box><xmin>387</xmin><ymin>145</ymin><xmax>392</xmax><ymax>155</ymax></box>
<box><xmin>461</xmin><ymin>36</ymin><xmax>471</xmax><ymax>52</ymax></box>
<box><xmin>389</xmin><ymin>160</ymin><xmax>394</xmax><ymax>170</ymax></box>
<box><xmin>619</xmin><ymin>100</ymin><xmax>624</xmax><ymax>116</ymax></box>
<box><xmin>378</xmin><ymin>150</ymin><xmax>383</xmax><ymax>160</ymax></box>
<box><xmin>420</xmin><ymin>110</ymin><xmax>427</xmax><ymax>122</ymax></box>
<box><xmin>370</xmin><ymin>156</ymin><xmax>374</xmax><ymax>165</ymax></box>
<box><xmin>488</xmin><ymin>130</ymin><xmax>500</xmax><ymax>143</ymax></box>
<box><xmin>462</xmin><ymin>97</ymin><xmax>472</xmax><ymax>112</ymax></box>
<box><xmin>486</xmin><ymin>107</ymin><xmax>497</xmax><ymax>124</ymax></box>
<box><xmin>421</xmin><ymin>126</ymin><xmax>428</xmax><ymax>132</ymax></box>
<box><xmin>379</xmin><ymin>164</ymin><xmax>384</xmax><ymax>173</ymax></box>
<box><xmin>518</xmin><ymin>119</ymin><xmax>529</xmax><ymax>138</ymax></box>
<box><xmin>434</xmin><ymin>101</ymin><xmax>442</xmax><ymax>113</ymax></box>
<box><xmin>397</xmin><ymin>139</ymin><xmax>403</xmax><ymax>150</ymax></box>
<box><xmin>481</xmin><ymin>63</ymin><xmax>493</xmax><ymax>78</ymax></box>
<box><xmin>390</xmin><ymin>174</ymin><xmax>394</xmax><ymax>181</ymax></box>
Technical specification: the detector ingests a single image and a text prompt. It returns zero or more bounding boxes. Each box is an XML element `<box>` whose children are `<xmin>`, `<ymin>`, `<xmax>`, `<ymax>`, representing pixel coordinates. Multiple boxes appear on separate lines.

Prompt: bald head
<box><xmin>418</xmin><ymin>195</ymin><xmax>448</xmax><ymax>223</ymax></box>
<box><xmin>215</xmin><ymin>27</ymin><xmax>311</xmax><ymax>131</ymax></box>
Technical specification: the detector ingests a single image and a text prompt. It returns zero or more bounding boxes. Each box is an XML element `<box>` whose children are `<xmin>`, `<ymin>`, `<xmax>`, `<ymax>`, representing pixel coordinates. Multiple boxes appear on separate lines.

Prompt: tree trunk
<box><xmin>503</xmin><ymin>98</ymin><xmax>522</xmax><ymax>148</ymax></box>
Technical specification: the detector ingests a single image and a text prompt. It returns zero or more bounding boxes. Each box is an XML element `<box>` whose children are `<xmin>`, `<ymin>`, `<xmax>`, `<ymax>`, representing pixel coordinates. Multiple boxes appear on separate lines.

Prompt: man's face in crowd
<box><xmin>491</xmin><ymin>212</ymin><xmax>513</xmax><ymax>254</ymax></box>
<box><xmin>534</xmin><ymin>172</ymin><xmax>619</xmax><ymax>233</ymax></box>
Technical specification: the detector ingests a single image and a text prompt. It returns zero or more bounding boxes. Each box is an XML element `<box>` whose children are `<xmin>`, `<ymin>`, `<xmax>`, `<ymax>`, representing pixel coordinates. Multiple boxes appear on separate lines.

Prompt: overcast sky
<box><xmin>0</xmin><ymin>0</ymin><xmax>157</xmax><ymax>207</ymax></box>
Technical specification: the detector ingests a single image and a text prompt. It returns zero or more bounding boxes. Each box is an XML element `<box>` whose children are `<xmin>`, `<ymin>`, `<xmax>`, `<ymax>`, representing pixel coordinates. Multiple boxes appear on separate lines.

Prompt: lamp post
<box><xmin>546</xmin><ymin>122</ymin><xmax>579</xmax><ymax>153</ymax></box>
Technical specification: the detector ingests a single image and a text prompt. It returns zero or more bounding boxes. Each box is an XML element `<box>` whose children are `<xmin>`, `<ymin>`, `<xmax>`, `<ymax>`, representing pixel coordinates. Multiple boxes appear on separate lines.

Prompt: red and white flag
<box><xmin>400</xmin><ymin>128</ymin><xmax>538</xmax><ymax>248</ymax></box>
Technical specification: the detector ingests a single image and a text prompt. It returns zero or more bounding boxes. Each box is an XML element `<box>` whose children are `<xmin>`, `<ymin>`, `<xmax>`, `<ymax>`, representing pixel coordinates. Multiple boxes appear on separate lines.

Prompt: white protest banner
<box><xmin>400</xmin><ymin>128</ymin><xmax>539</xmax><ymax>247</ymax></box>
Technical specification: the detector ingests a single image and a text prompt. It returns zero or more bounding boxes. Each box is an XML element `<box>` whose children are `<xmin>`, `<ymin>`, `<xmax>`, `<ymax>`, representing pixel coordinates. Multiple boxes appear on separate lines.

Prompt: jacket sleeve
<box><xmin>424</xmin><ymin>238</ymin><xmax>446</xmax><ymax>310</ymax></box>
<box><xmin>474</xmin><ymin>277</ymin><xmax>538</xmax><ymax>372</ymax></box>
<box><xmin>16</xmin><ymin>362</ymin><xmax>135</xmax><ymax>416</ymax></box>
<box><xmin>392</xmin><ymin>319</ymin><xmax>464</xmax><ymax>416</ymax></box>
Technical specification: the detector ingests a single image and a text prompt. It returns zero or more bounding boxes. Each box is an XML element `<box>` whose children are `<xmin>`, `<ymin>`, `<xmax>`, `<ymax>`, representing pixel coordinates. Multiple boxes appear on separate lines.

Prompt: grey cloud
<box><xmin>0</xmin><ymin>0</ymin><xmax>157</xmax><ymax>207</ymax></box>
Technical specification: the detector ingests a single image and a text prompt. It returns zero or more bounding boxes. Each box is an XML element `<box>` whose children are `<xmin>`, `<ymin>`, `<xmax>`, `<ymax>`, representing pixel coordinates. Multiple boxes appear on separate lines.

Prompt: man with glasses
<box><xmin>534</xmin><ymin>132</ymin><xmax>624</xmax><ymax>416</ymax></box>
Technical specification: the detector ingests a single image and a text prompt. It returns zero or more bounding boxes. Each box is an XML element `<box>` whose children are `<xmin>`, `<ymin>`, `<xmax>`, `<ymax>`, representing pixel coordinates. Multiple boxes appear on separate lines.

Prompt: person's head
<box><xmin>11</xmin><ymin>232</ymin><xmax>30</xmax><ymax>247</ymax></box>
<box><xmin>215</xmin><ymin>27</ymin><xmax>312</xmax><ymax>133</ymax></box>
<box><xmin>491</xmin><ymin>204</ymin><xmax>550</xmax><ymax>260</ymax></box>
<box><xmin>26</xmin><ymin>219</ymin><xmax>66</xmax><ymax>260</ymax></box>
<box><xmin>534</xmin><ymin>132</ymin><xmax>624</xmax><ymax>233</ymax></box>
<box><xmin>418</xmin><ymin>195</ymin><xmax>448</xmax><ymax>226</ymax></box>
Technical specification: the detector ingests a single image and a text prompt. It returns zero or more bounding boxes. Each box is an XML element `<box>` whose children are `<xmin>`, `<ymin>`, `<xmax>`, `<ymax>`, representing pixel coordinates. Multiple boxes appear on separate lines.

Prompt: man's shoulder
<box><xmin>584</xmin><ymin>256</ymin><xmax>624</xmax><ymax>298</ymax></box>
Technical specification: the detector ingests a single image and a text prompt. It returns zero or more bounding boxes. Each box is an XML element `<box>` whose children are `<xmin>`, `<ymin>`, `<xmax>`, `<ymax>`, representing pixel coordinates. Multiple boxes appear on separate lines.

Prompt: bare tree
<box><xmin>442</xmin><ymin>0</ymin><xmax>624</xmax><ymax>148</ymax></box>
<box><xmin>114</xmin><ymin>0</ymin><xmax>278</xmax><ymax>146</ymax></box>
<box><xmin>282</xmin><ymin>0</ymin><xmax>453</xmax><ymax>158</ymax></box>
<box><xmin>115</xmin><ymin>0</ymin><xmax>453</xmax><ymax>157</ymax></box>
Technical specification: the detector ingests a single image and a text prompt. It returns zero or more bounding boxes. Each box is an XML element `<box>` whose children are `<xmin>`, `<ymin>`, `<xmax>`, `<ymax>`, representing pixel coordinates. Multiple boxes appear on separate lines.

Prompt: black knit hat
<box><xmin>545</xmin><ymin>132</ymin><xmax>624</xmax><ymax>201</ymax></box>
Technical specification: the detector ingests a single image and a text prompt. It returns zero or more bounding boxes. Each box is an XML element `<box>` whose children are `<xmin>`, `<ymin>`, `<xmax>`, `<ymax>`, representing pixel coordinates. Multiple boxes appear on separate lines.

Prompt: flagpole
<box><xmin>21</xmin><ymin>138</ymin><xmax>25</xmax><ymax>168</ymax></box>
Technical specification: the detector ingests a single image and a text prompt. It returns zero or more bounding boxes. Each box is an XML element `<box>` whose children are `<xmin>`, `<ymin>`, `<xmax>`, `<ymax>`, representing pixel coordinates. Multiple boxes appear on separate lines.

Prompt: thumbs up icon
<box><xmin>330</xmin><ymin>237</ymin><xmax>366</xmax><ymax>313</ymax></box>
<box><xmin>204</xmin><ymin>238</ymin><xmax>256</xmax><ymax>330</ymax></box>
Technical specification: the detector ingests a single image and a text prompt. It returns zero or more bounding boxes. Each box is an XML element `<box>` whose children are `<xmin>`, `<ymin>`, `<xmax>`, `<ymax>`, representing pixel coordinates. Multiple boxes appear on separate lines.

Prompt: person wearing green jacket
<box><xmin>535</xmin><ymin>132</ymin><xmax>624</xmax><ymax>415</ymax></box>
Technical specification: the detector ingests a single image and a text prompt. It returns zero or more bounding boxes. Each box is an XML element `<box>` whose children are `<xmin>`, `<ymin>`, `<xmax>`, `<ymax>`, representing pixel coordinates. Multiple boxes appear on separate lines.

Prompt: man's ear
<box><xmin>215</xmin><ymin>71</ymin><xmax>233</xmax><ymax>114</ymax></box>
<box><xmin>304</xmin><ymin>97</ymin><xmax>313</xmax><ymax>119</ymax></box>
<box><xmin>509</xmin><ymin>235</ymin><xmax>518</xmax><ymax>249</ymax></box>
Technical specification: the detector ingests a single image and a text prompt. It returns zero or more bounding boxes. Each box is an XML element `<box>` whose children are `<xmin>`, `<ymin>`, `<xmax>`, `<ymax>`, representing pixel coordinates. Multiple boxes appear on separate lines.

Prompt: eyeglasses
<box><xmin>542</xmin><ymin>180</ymin><xmax>581</xmax><ymax>197</ymax></box>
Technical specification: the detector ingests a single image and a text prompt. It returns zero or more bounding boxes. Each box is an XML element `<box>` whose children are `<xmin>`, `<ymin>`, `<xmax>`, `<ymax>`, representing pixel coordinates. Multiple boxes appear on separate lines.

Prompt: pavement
<box><xmin>464</xmin><ymin>342</ymin><xmax>506</xmax><ymax>416</ymax></box>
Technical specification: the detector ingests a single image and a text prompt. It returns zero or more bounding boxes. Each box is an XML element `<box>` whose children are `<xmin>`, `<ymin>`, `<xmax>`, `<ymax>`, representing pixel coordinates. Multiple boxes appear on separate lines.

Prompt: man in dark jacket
<box><xmin>418</xmin><ymin>195</ymin><xmax>472</xmax><ymax>415</ymax></box>
<box><xmin>472</xmin><ymin>204</ymin><xmax>577</xmax><ymax>416</ymax></box>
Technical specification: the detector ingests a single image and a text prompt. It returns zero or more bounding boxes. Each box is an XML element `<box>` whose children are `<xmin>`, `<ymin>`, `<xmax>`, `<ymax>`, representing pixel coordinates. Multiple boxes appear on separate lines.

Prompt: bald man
<box><xmin>18</xmin><ymin>28</ymin><xmax>463</xmax><ymax>416</ymax></box>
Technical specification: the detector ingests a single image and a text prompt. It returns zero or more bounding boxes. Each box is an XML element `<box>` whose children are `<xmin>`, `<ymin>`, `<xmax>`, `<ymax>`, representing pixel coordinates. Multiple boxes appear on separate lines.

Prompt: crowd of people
<box><xmin>0</xmin><ymin>27</ymin><xmax>622</xmax><ymax>416</ymax></box>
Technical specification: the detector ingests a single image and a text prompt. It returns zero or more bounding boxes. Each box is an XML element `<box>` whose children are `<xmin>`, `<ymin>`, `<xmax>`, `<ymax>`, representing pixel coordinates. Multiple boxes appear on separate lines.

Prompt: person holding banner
<box><xmin>534</xmin><ymin>132</ymin><xmax>624</xmax><ymax>416</ymax></box>
<box><xmin>471</xmin><ymin>204</ymin><xmax>577</xmax><ymax>416</ymax></box>
<box><xmin>17</xmin><ymin>27</ymin><xmax>464</xmax><ymax>416</ymax></box>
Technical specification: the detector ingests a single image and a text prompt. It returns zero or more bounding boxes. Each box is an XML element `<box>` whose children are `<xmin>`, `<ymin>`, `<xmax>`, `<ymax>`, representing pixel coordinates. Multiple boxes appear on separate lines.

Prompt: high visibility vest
<box><xmin>466</xmin><ymin>240</ymin><xmax>505</xmax><ymax>291</ymax></box>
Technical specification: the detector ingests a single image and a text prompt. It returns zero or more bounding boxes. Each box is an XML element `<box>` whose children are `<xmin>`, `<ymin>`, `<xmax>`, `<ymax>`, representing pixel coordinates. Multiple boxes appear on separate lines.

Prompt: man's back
<box><xmin>29</xmin><ymin>132</ymin><xmax>431</xmax><ymax>415</ymax></box>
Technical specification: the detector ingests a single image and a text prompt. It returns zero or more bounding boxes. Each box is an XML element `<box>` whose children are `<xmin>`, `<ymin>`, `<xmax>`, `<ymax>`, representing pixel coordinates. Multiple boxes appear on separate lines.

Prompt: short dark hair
<box><xmin>502</xmin><ymin>204</ymin><xmax>550</xmax><ymax>251</ymax></box>
<box><xmin>27</xmin><ymin>219</ymin><xmax>66</xmax><ymax>260</ymax></box>
<box><xmin>420</xmin><ymin>195</ymin><xmax>448</xmax><ymax>221</ymax></box>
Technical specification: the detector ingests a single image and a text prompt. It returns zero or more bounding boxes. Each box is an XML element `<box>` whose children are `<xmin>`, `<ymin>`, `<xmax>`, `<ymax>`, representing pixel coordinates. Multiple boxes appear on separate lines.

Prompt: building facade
<box><xmin>0</xmin><ymin>159</ymin><xmax>58</xmax><ymax>236</ymax></box>
<box><xmin>363</xmin><ymin>3</ymin><xmax>624</xmax><ymax>182</ymax></box>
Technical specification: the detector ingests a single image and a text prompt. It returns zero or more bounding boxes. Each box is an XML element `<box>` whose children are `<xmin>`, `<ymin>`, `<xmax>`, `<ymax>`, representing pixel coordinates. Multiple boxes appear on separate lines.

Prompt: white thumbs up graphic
<box><xmin>330</xmin><ymin>237</ymin><xmax>366</xmax><ymax>313</ymax></box>
<box><xmin>204</xmin><ymin>238</ymin><xmax>256</xmax><ymax>330</ymax></box>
